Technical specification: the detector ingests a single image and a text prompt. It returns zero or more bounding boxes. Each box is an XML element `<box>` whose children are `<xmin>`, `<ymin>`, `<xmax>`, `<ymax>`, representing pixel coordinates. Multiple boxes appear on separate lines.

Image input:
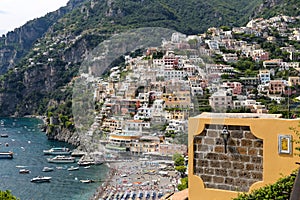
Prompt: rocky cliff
<box><xmin>47</xmin><ymin>126</ymin><xmax>81</xmax><ymax>146</ymax></box>
<box><xmin>0</xmin><ymin>0</ymin><xmax>84</xmax><ymax>75</ymax></box>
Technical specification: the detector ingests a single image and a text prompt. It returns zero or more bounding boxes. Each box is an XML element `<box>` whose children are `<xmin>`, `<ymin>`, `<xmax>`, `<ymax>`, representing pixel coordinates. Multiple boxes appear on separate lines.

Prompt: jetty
<box><xmin>0</xmin><ymin>151</ymin><xmax>13</xmax><ymax>159</ymax></box>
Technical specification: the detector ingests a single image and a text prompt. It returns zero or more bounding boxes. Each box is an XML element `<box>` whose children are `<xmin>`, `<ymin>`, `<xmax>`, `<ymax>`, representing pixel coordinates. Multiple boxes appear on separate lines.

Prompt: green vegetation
<box><xmin>233</xmin><ymin>172</ymin><xmax>296</xmax><ymax>200</ymax></box>
<box><xmin>258</xmin><ymin>0</ymin><xmax>300</xmax><ymax>18</ymax></box>
<box><xmin>173</xmin><ymin>153</ymin><xmax>185</xmax><ymax>166</ymax></box>
<box><xmin>177</xmin><ymin>177</ymin><xmax>188</xmax><ymax>191</ymax></box>
<box><xmin>0</xmin><ymin>190</ymin><xmax>19</xmax><ymax>200</ymax></box>
<box><xmin>172</xmin><ymin>153</ymin><xmax>188</xmax><ymax>190</ymax></box>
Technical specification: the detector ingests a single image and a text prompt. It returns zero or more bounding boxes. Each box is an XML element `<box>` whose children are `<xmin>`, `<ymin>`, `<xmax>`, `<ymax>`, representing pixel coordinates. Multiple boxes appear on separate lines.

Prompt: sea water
<box><xmin>0</xmin><ymin>117</ymin><xmax>108</xmax><ymax>200</ymax></box>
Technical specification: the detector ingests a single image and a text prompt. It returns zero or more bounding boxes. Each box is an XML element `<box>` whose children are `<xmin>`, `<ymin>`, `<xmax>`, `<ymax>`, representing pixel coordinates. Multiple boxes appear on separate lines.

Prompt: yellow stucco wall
<box><xmin>188</xmin><ymin>113</ymin><xmax>300</xmax><ymax>200</ymax></box>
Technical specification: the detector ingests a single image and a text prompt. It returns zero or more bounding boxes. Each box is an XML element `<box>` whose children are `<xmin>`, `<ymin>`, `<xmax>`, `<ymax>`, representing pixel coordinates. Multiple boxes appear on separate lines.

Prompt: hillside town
<box><xmin>72</xmin><ymin>14</ymin><xmax>300</xmax><ymax>199</ymax></box>
<box><xmin>84</xmin><ymin>15</ymin><xmax>300</xmax><ymax>159</ymax></box>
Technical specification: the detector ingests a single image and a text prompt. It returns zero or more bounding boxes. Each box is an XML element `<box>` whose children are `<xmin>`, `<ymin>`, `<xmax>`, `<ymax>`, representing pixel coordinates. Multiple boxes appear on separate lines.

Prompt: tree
<box><xmin>177</xmin><ymin>177</ymin><xmax>188</xmax><ymax>191</ymax></box>
<box><xmin>173</xmin><ymin>153</ymin><xmax>185</xmax><ymax>166</ymax></box>
<box><xmin>175</xmin><ymin>165</ymin><xmax>187</xmax><ymax>175</ymax></box>
<box><xmin>220</xmin><ymin>26</ymin><xmax>230</xmax><ymax>31</ymax></box>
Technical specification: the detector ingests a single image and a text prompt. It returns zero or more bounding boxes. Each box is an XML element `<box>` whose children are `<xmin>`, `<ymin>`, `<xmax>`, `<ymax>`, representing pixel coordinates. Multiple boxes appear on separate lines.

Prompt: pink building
<box><xmin>223</xmin><ymin>82</ymin><xmax>243</xmax><ymax>95</ymax></box>
<box><xmin>268</xmin><ymin>80</ymin><xmax>285</xmax><ymax>95</ymax></box>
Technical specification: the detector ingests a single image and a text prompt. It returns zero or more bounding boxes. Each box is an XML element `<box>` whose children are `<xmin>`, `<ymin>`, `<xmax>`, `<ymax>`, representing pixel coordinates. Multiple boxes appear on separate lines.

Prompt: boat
<box><xmin>42</xmin><ymin>167</ymin><xmax>54</xmax><ymax>172</ymax></box>
<box><xmin>80</xmin><ymin>179</ymin><xmax>94</xmax><ymax>183</ymax></box>
<box><xmin>67</xmin><ymin>166</ymin><xmax>79</xmax><ymax>171</ymax></box>
<box><xmin>0</xmin><ymin>134</ymin><xmax>8</xmax><ymax>138</ymax></box>
<box><xmin>43</xmin><ymin>147</ymin><xmax>72</xmax><ymax>155</ymax></box>
<box><xmin>84</xmin><ymin>166</ymin><xmax>90</xmax><ymax>169</ymax></box>
<box><xmin>47</xmin><ymin>155</ymin><xmax>75</xmax><ymax>163</ymax></box>
<box><xmin>19</xmin><ymin>169</ymin><xmax>31</xmax><ymax>174</ymax></box>
<box><xmin>0</xmin><ymin>151</ymin><xmax>13</xmax><ymax>159</ymax></box>
<box><xmin>71</xmin><ymin>150</ymin><xmax>86</xmax><ymax>157</ymax></box>
<box><xmin>30</xmin><ymin>176</ymin><xmax>52</xmax><ymax>183</ymax></box>
<box><xmin>77</xmin><ymin>160</ymin><xmax>96</xmax><ymax>166</ymax></box>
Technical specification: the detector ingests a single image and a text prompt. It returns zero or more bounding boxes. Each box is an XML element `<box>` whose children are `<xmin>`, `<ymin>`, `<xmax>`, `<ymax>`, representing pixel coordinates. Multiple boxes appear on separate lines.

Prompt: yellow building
<box><xmin>106</xmin><ymin>131</ymin><xmax>141</xmax><ymax>152</ymax></box>
<box><xmin>163</xmin><ymin>91</ymin><xmax>191</xmax><ymax>110</ymax></box>
<box><xmin>188</xmin><ymin>112</ymin><xmax>300</xmax><ymax>200</ymax></box>
<box><xmin>130</xmin><ymin>136</ymin><xmax>161</xmax><ymax>155</ymax></box>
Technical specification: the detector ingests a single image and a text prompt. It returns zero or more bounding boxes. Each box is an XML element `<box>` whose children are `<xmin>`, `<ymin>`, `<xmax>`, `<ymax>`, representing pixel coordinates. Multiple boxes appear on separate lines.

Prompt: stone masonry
<box><xmin>193</xmin><ymin>124</ymin><xmax>263</xmax><ymax>192</ymax></box>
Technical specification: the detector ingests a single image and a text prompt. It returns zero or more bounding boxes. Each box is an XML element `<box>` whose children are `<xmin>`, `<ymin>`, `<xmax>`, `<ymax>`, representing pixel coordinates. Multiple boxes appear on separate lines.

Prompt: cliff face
<box><xmin>46</xmin><ymin>126</ymin><xmax>81</xmax><ymax>146</ymax></box>
<box><xmin>0</xmin><ymin>0</ymin><xmax>84</xmax><ymax>75</ymax></box>
<box><xmin>0</xmin><ymin>45</ymin><xmax>87</xmax><ymax>116</ymax></box>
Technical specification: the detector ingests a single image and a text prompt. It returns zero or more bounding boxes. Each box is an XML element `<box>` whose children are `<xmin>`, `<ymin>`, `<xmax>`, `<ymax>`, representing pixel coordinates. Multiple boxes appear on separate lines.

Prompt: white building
<box><xmin>124</xmin><ymin>120</ymin><xmax>151</xmax><ymax>131</ymax></box>
<box><xmin>165</xmin><ymin>120</ymin><xmax>187</xmax><ymax>133</ymax></box>
<box><xmin>134</xmin><ymin>104</ymin><xmax>152</xmax><ymax>120</ymax></box>
<box><xmin>164</xmin><ymin>70</ymin><xmax>186</xmax><ymax>81</ymax></box>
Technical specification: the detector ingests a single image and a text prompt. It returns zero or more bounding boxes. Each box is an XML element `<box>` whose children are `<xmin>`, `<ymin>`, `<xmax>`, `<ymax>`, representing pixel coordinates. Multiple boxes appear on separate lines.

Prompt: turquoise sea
<box><xmin>0</xmin><ymin>117</ymin><xmax>108</xmax><ymax>200</ymax></box>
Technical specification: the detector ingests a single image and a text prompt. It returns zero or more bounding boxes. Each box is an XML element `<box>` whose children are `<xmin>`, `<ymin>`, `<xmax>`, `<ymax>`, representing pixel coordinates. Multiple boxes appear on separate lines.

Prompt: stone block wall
<box><xmin>193</xmin><ymin>124</ymin><xmax>263</xmax><ymax>192</ymax></box>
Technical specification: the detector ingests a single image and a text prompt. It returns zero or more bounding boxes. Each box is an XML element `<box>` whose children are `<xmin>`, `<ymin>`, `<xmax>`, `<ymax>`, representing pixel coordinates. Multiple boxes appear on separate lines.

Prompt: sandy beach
<box><xmin>90</xmin><ymin>157</ymin><xmax>180</xmax><ymax>200</ymax></box>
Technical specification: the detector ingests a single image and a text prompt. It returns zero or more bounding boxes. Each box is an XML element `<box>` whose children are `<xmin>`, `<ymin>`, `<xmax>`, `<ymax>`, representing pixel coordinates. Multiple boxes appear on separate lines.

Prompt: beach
<box><xmin>91</xmin><ymin>157</ymin><xmax>180</xmax><ymax>200</ymax></box>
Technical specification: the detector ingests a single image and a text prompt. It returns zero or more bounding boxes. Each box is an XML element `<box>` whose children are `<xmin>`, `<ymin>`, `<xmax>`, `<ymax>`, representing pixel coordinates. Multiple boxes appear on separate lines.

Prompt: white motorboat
<box><xmin>30</xmin><ymin>176</ymin><xmax>52</xmax><ymax>183</ymax></box>
<box><xmin>77</xmin><ymin>160</ymin><xmax>96</xmax><ymax>166</ymax></box>
<box><xmin>43</xmin><ymin>147</ymin><xmax>71</xmax><ymax>155</ymax></box>
<box><xmin>67</xmin><ymin>166</ymin><xmax>79</xmax><ymax>171</ymax></box>
<box><xmin>47</xmin><ymin>155</ymin><xmax>75</xmax><ymax>163</ymax></box>
<box><xmin>42</xmin><ymin>167</ymin><xmax>54</xmax><ymax>172</ymax></box>
<box><xmin>80</xmin><ymin>179</ymin><xmax>94</xmax><ymax>183</ymax></box>
<box><xmin>19</xmin><ymin>169</ymin><xmax>30</xmax><ymax>174</ymax></box>
<box><xmin>0</xmin><ymin>134</ymin><xmax>8</xmax><ymax>138</ymax></box>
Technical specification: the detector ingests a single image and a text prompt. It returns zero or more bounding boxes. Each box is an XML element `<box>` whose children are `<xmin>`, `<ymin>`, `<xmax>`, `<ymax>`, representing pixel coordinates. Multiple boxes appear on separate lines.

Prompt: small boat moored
<box><xmin>47</xmin><ymin>155</ymin><xmax>75</xmax><ymax>164</ymax></box>
<box><xmin>30</xmin><ymin>176</ymin><xmax>52</xmax><ymax>183</ymax></box>
<box><xmin>0</xmin><ymin>134</ymin><xmax>8</xmax><ymax>138</ymax></box>
<box><xmin>43</xmin><ymin>147</ymin><xmax>72</xmax><ymax>155</ymax></box>
<box><xmin>80</xmin><ymin>179</ymin><xmax>94</xmax><ymax>183</ymax></box>
<box><xmin>77</xmin><ymin>160</ymin><xmax>96</xmax><ymax>166</ymax></box>
<box><xmin>0</xmin><ymin>151</ymin><xmax>13</xmax><ymax>159</ymax></box>
<box><xmin>19</xmin><ymin>169</ymin><xmax>31</xmax><ymax>174</ymax></box>
<box><xmin>67</xmin><ymin>166</ymin><xmax>79</xmax><ymax>171</ymax></box>
<box><xmin>42</xmin><ymin>167</ymin><xmax>54</xmax><ymax>172</ymax></box>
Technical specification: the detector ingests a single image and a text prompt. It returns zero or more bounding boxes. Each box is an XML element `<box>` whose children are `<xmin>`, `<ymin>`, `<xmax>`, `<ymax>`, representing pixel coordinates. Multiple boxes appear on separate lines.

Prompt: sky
<box><xmin>0</xmin><ymin>0</ymin><xmax>69</xmax><ymax>35</ymax></box>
